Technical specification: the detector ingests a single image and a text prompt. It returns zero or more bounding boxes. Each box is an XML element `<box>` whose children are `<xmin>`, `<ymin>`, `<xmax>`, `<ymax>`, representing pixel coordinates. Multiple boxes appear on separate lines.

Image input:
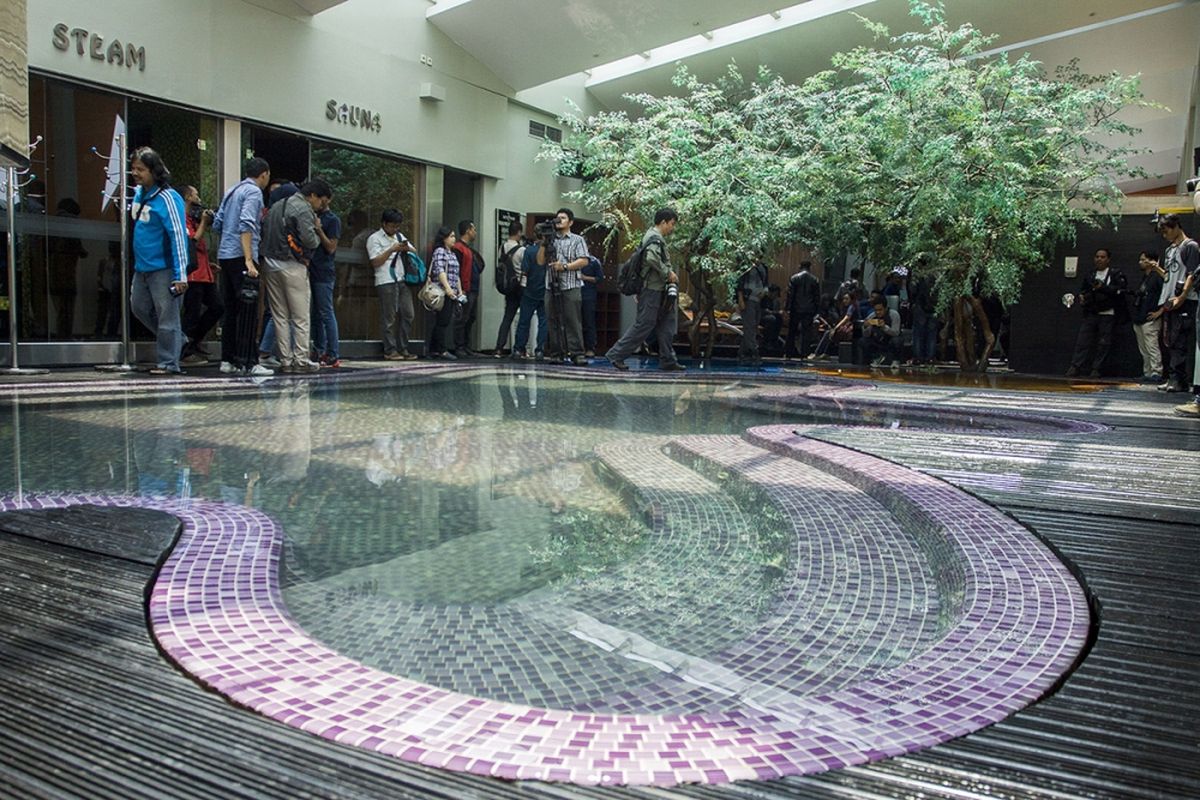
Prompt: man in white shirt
<box><xmin>366</xmin><ymin>208</ymin><xmax>418</xmax><ymax>360</ymax></box>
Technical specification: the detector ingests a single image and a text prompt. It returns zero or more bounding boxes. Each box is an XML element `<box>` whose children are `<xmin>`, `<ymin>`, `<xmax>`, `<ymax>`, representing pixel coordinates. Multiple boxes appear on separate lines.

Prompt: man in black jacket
<box><xmin>785</xmin><ymin>261</ymin><xmax>821</xmax><ymax>359</ymax></box>
<box><xmin>1066</xmin><ymin>248</ymin><xmax>1126</xmax><ymax>378</ymax></box>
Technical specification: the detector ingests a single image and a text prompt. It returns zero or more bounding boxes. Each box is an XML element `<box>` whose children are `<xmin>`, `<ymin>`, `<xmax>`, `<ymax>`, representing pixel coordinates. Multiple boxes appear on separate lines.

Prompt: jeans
<box><xmin>581</xmin><ymin>291</ymin><xmax>598</xmax><ymax>352</ymax></box>
<box><xmin>911</xmin><ymin>308</ymin><xmax>938</xmax><ymax>361</ymax></box>
<box><xmin>785</xmin><ymin>310</ymin><xmax>816</xmax><ymax>358</ymax></box>
<box><xmin>453</xmin><ymin>291</ymin><xmax>479</xmax><ymax>352</ymax></box>
<box><xmin>739</xmin><ymin>300</ymin><xmax>761</xmax><ymax>363</ymax></box>
<box><xmin>494</xmin><ymin>292</ymin><xmax>522</xmax><ymax>352</ymax></box>
<box><xmin>513</xmin><ymin>293</ymin><xmax>548</xmax><ymax>355</ymax></box>
<box><xmin>606</xmin><ymin>289</ymin><xmax>678</xmax><ymax>366</ymax></box>
<box><xmin>130</xmin><ymin>267</ymin><xmax>184</xmax><ymax>372</ymax></box>
<box><xmin>426</xmin><ymin>299</ymin><xmax>459</xmax><ymax>355</ymax></box>
<box><xmin>377</xmin><ymin>281</ymin><xmax>415</xmax><ymax>356</ymax></box>
<box><xmin>311</xmin><ymin>279</ymin><xmax>339</xmax><ymax>360</ymax></box>
<box><xmin>182</xmin><ymin>280</ymin><xmax>223</xmax><ymax>353</ymax></box>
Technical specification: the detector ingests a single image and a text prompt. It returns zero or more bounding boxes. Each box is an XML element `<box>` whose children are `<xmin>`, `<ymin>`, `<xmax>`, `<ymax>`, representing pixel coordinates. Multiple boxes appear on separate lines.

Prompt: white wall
<box><xmin>26</xmin><ymin>0</ymin><xmax>592</xmax><ymax>180</ymax></box>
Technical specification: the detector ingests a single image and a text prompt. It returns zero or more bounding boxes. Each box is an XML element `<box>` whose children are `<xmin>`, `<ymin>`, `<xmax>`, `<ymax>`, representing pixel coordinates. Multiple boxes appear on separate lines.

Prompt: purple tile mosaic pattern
<box><xmin>0</xmin><ymin>421</ymin><xmax>1089</xmax><ymax>787</ymax></box>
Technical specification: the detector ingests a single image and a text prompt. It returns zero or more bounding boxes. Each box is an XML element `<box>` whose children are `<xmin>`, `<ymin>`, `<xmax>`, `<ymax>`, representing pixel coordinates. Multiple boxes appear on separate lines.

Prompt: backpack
<box><xmin>495</xmin><ymin>242</ymin><xmax>522</xmax><ymax>295</ymax></box>
<box><xmin>402</xmin><ymin>251</ymin><xmax>427</xmax><ymax>285</ymax></box>
<box><xmin>617</xmin><ymin>240</ymin><xmax>664</xmax><ymax>296</ymax></box>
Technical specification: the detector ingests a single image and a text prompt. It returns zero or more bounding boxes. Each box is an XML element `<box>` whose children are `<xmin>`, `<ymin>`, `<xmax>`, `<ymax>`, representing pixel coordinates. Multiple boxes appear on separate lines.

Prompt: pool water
<box><xmin>0</xmin><ymin>371</ymin><xmax>963</xmax><ymax>716</ymax></box>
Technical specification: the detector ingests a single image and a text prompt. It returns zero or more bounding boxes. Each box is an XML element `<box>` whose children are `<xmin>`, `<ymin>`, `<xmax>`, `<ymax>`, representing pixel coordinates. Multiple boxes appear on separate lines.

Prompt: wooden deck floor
<box><xmin>0</xmin><ymin>376</ymin><xmax>1197</xmax><ymax>799</ymax></box>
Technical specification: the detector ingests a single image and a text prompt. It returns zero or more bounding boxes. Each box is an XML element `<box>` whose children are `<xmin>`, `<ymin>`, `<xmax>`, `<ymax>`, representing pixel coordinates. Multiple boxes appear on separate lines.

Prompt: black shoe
<box><xmin>660</xmin><ymin>363</ymin><xmax>686</xmax><ymax>372</ymax></box>
<box><xmin>1088</xmin><ymin>370</ymin><xmax>1101</xmax><ymax>378</ymax></box>
<box><xmin>433</xmin><ymin>351</ymin><xmax>457</xmax><ymax>361</ymax></box>
<box><xmin>1065</xmin><ymin>366</ymin><xmax>1079</xmax><ymax>377</ymax></box>
<box><xmin>611</xmin><ymin>359</ymin><xmax>629</xmax><ymax>371</ymax></box>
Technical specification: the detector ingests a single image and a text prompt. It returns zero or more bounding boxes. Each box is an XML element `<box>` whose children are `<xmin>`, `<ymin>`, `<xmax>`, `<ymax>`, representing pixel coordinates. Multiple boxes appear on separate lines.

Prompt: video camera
<box><xmin>533</xmin><ymin>220</ymin><xmax>556</xmax><ymax>240</ymax></box>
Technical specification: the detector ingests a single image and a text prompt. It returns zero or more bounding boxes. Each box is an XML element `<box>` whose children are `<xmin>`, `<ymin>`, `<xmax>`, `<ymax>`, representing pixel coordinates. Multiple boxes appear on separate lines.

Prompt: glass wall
<box><xmin>6</xmin><ymin>75</ymin><xmax>220</xmax><ymax>342</ymax></box>
<box><xmin>310</xmin><ymin>142</ymin><xmax>423</xmax><ymax>341</ymax></box>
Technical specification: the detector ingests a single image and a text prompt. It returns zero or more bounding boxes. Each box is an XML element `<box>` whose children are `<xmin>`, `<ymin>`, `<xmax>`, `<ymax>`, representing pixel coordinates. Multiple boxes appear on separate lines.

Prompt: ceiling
<box><xmin>428</xmin><ymin>0</ymin><xmax>1200</xmax><ymax>191</ymax></box>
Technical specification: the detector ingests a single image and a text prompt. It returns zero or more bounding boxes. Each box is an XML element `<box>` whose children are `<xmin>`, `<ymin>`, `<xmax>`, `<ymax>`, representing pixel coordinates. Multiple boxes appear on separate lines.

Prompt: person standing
<box><xmin>736</xmin><ymin>258</ymin><xmax>769</xmax><ymax>367</ymax></box>
<box><xmin>259</xmin><ymin>179</ymin><xmax>330</xmax><ymax>373</ymax></box>
<box><xmin>1157</xmin><ymin>214</ymin><xmax>1199</xmax><ymax>394</ymax></box>
<box><xmin>785</xmin><ymin>260</ymin><xmax>821</xmax><ymax>359</ymax></box>
<box><xmin>211</xmin><ymin>157</ymin><xmax>272</xmax><ymax>376</ymax></box>
<box><xmin>1066</xmin><ymin>248</ymin><xmax>1126</xmax><ymax>378</ymax></box>
<box><xmin>128</xmin><ymin>147</ymin><xmax>189</xmax><ymax>375</ymax></box>
<box><xmin>493</xmin><ymin>221</ymin><xmax>525</xmax><ymax>357</ymax></box>
<box><xmin>309</xmin><ymin>198</ymin><xmax>342</xmax><ymax>367</ymax></box>
<box><xmin>452</xmin><ymin>219</ymin><xmax>484</xmax><ymax>357</ymax></box>
<box><xmin>179</xmin><ymin>185</ymin><xmax>222</xmax><ymax>365</ymax></box>
<box><xmin>1131</xmin><ymin>250</ymin><xmax>1165</xmax><ymax>383</ymax></box>
<box><xmin>427</xmin><ymin>225</ymin><xmax>464</xmax><ymax>360</ymax></box>
<box><xmin>606</xmin><ymin>208</ymin><xmax>685</xmax><ymax>372</ymax></box>
<box><xmin>540</xmin><ymin>208</ymin><xmax>589</xmax><ymax>366</ymax></box>
<box><xmin>511</xmin><ymin>240</ymin><xmax>547</xmax><ymax>360</ymax></box>
<box><xmin>366</xmin><ymin>209</ymin><xmax>419</xmax><ymax>360</ymax></box>
<box><xmin>580</xmin><ymin>254</ymin><xmax>605</xmax><ymax>357</ymax></box>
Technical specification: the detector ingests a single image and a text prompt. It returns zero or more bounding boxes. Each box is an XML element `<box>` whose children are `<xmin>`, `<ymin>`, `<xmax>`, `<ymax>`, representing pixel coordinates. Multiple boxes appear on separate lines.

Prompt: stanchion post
<box><xmin>4</xmin><ymin>165</ymin><xmax>48</xmax><ymax>375</ymax></box>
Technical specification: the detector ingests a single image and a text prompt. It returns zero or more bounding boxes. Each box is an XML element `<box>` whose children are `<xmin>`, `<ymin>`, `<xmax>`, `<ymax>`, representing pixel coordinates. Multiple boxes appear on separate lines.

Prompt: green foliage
<box><xmin>541</xmin><ymin>0</ymin><xmax>1151</xmax><ymax>306</ymax></box>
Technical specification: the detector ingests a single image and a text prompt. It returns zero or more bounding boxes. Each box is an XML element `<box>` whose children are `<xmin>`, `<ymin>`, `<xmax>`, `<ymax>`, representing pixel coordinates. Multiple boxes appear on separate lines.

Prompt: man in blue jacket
<box><xmin>129</xmin><ymin>147</ymin><xmax>189</xmax><ymax>375</ymax></box>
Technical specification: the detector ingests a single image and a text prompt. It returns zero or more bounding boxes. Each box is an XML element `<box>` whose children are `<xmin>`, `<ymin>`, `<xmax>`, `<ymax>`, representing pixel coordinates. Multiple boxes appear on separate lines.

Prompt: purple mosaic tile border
<box><xmin>1</xmin><ymin>429</ymin><xmax>1089</xmax><ymax>787</ymax></box>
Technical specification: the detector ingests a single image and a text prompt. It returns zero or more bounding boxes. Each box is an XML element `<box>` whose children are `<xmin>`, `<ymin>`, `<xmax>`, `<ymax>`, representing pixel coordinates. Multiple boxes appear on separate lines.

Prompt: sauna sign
<box><xmin>52</xmin><ymin>23</ymin><xmax>146</xmax><ymax>72</ymax></box>
<box><xmin>326</xmin><ymin>101</ymin><xmax>382</xmax><ymax>134</ymax></box>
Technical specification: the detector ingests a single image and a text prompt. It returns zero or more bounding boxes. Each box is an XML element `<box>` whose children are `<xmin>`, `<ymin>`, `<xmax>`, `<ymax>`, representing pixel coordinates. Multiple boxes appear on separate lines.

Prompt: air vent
<box><xmin>529</xmin><ymin>120</ymin><xmax>563</xmax><ymax>142</ymax></box>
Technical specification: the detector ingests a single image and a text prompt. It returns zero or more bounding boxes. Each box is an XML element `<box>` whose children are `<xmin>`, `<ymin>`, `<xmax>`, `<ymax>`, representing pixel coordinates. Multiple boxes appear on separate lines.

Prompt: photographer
<box><xmin>537</xmin><ymin>208</ymin><xmax>589</xmax><ymax>365</ymax></box>
<box><xmin>735</xmin><ymin>258</ymin><xmax>770</xmax><ymax>367</ymax></box>
<box><xmin>605</xmin><ymin>208</ymin><xmax>685</xmax><ymax>372</ymax></box>
<box><xmin>1066</xmin><ymin>248</ymin><xmax>1126</xmax><ymax>378</ymax></box>
<box><xmin>180</xmin><ymin>185</ymin><xmax>222</xmax><ymax>365</ymax></box>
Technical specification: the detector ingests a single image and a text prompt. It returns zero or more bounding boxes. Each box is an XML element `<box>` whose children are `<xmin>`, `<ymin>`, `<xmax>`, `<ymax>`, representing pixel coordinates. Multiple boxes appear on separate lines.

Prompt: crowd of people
<box><xmin>122</xmin><ymin>146</ymin><xmax>1199</xmax><ymax>415</ymax></box>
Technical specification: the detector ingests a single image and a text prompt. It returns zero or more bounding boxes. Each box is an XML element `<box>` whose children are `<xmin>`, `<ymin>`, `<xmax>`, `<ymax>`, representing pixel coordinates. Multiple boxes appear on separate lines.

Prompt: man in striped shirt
<box><xmin>537</xmin><ymin>207</ymin><xmax>589</xmax><ymax>365</ymax></box>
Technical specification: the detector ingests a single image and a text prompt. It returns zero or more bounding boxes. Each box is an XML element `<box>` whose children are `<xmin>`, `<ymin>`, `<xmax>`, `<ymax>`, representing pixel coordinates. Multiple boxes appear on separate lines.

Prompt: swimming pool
<box><xmin>0</xmin><ymin>367</ymin><xmax>1091</xmax><ymax>785</ymax></box>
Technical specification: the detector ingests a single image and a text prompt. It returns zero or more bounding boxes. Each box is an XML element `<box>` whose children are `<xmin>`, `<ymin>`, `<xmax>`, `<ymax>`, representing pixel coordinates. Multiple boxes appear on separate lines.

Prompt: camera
<box><xmin>533</xmin><ymin>220</ymin><xmax>556</xmax><ymax>239</ymax></box>
<box><xmin>187</xmin><ymin>204</ymin><xmax>212</xmax><ymax>223</ymax></box>
<box><xmin>1187</xmin><ymin>176</ymin><xmax>1198</xmax><ymax>192</ymax></box>
<box><xmin>457</xmin><ymin>293</ymin><xmax>469</xmax><ymax>305</ymax></box>
<box><xmin>665</xmin><ymin>282</ymin><xmax>678</xmax><ymax>299</ymax></box>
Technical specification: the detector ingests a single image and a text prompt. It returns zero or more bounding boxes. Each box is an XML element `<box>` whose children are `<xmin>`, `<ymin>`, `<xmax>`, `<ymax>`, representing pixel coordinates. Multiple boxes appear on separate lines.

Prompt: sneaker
<box><xmin>1165</xmin><ymin>382</ymin><xmax>1186</xmax><ymax>393</ymax></box>
<box><xmin>611</xmin><ymin>359</ymin><xmax>629</xmax><ymax>371</ymax></box>
<box><xmin>298</xmin><ymin>360</ymin><xmax>321</xmax><ymax>373</ymax></box>
<box><xmin>585</xmin><ymin>350</ymin><xmax>595</xmax><ymax>358</ymax></box>
<box><xmin>220</xmin><ymin>361</ymin><xmax>238</xmax><ymax>374</ymax></box>
<box><xmin>572</xmin><ymin>354</ymin><xmax>588</xmax><ymax>366</ymax></box>
<box><xmin>1157</xmin><ymin>381</ymin><xmax>1174</xmax><ymax>391</ymax></box>
<box><xmin>260</xmin><ymin>355</ymin><xmax>282</xmax><ymax>368</ymax></box>
<box><xmin>660</xmin><ymin>363</ymin><xmax>686</xmax><ymax>372</ymax></box>
<box><xmin>249</xmin><ymin>364</ymin><xmax>274</xmax><ymax>377</ymax></box>
<box><xmin>324</xmin><ymin>358</ymin><xmax>342</xmax><ymax>368</ymax></box>
<box><xmin>1173</xmin><ymin>400</ymin><xmax>1200</xmax><ymax>416</ymax></box>
<box><xmin>432</xmin><ymin>351</ymin><xmax>457</xmax><ymax>361</ymax></box>
<box><xmin>383</xmin><ymin>352</ymin><xmax>406</xmax><ymax>361</ymax></box>
<box><xmin>401</xmin><ymin>352</ymin><xmax>418</xmax><ymax>361</ymax></box>
<box><xmin>181</xmin><ymin>353</ymin><xmax>209</xmax><ymax>366</ymax></box>
<box><xmin>454</xmin><ymin>349</ymin><xmax>475</xmax><ymax>359</ymax></box>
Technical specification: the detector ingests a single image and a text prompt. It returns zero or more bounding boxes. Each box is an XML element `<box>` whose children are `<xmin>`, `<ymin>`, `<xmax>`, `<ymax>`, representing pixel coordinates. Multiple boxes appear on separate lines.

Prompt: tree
<box><xmin>540</xmin><ymin>67</ymin><xmax>798</xmax><ymax>357</ymax></box>
<box><xmin>542</xmin><ymin>1</ymin><xmax>1150</xmax><ymax>368</ymax></box>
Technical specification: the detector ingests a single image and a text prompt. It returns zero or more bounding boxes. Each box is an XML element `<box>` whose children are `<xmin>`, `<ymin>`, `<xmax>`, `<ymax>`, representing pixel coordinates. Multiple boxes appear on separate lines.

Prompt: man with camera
<box><xmin>1156</xmin><ymin>214</ymin><xmax>1198</xmax><ymax>395</ymax></box>
<box><xmin>1066</xmin><ymin>248</ymin><xmax>1126</xmax><ymax>378</ymax></box>
<box><xmin>605</xmin><ymin>208</ymin><xmax>685</xmax><ymax>372</ymax></box>
<box><xmin>537</xmin><ymin>208</ymin><xmax>589</xmax><ymax>366</ymax></box>
<box><xmin>861</xmin><ymin>297</ymin><xmax>902</xmax><ymax>367</ymax></box>
<box><xmin>179</xmin><ymin>185</ymin><xmax>221</xmax><ymax>365</ymax></box>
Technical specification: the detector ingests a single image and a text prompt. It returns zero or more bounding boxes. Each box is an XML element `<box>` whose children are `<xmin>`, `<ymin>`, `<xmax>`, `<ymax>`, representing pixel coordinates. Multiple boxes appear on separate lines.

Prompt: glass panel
<box><xmin>310</xmin><ymin>142</ymin><xmax>422</xmax><ymax>340</ymax></box>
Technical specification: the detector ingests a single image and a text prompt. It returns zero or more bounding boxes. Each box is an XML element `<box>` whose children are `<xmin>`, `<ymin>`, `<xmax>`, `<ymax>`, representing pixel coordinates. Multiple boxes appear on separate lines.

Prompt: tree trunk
<box><xmin>953</xmin><ymin>295</ymin><xmax>996</xmax><ymax>372</ymax></box>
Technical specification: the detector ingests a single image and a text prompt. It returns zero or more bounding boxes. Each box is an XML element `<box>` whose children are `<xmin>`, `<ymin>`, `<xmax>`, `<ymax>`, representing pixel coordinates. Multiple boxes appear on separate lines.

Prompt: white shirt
<box><xmin>1093</xmin><ymin>268</ymin><xmax>1115</xmax><ymax>315</ymax></box>
<box><xmin>366</xmin><ymin>228</ymin><xmax>410</xmax><ymax>286</ymax></box>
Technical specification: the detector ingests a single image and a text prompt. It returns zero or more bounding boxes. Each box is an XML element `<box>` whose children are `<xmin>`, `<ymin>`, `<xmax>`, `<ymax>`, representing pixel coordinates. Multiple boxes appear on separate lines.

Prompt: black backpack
<box><xmin>617</xmin><ymin>240</ymin><xmax>664</xmax><ymax>296</ymax></box>
<box><xmin>495</xmin><ymin>242</ymin><xmax>522</xmax><ymax>295</ymax></box>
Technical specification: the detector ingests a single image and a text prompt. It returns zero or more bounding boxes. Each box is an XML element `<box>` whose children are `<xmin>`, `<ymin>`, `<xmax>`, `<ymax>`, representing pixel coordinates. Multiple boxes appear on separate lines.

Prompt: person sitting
<box><xmin>862</xmin><ymin>298</ymin><xmax>902</xmax><ymax>366</ymax></box>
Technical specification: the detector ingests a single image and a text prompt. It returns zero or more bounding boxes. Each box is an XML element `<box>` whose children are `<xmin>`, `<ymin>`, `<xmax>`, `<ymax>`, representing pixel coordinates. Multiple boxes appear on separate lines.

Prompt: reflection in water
<box><xmin>0</xmin><ymin>374</ymin><xmax>957</xmax><ymax>714</ymax></box>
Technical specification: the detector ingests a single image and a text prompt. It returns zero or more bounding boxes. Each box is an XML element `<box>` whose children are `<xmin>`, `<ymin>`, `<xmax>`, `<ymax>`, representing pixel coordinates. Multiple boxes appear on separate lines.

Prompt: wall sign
<box><xmin>52</xmin><ymin>23</ymin><xmax>146</xmax><ymax>72</ymax></box>
<box><xmin>325</xmin><ymin>100</ymin><xmax>381</xmax><ymax>133</ymax></box>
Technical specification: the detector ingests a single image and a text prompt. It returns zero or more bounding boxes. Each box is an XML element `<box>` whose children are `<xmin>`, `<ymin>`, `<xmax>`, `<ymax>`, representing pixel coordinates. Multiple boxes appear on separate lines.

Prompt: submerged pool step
<box><xmin>589</xmin><ymin>435</ymin><xmax>948</xmax><ymax>718</ymax></box>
